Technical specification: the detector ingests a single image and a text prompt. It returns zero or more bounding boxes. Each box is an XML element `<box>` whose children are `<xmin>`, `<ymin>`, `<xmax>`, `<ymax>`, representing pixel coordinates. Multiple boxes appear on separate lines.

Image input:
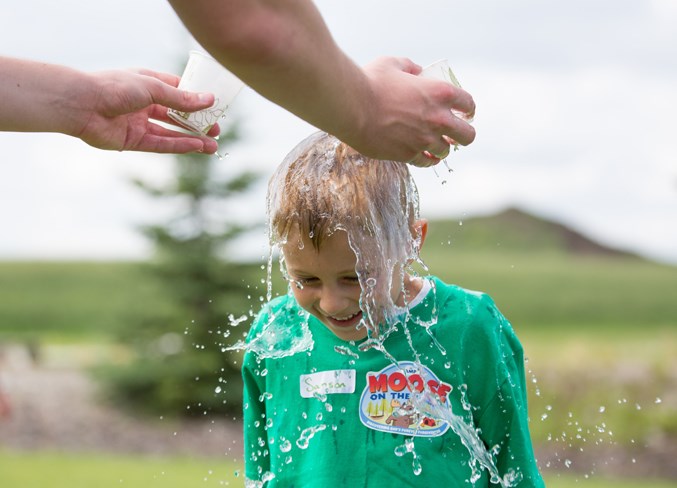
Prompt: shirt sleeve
<box><xmin>472</xmin><ymin>300</ymin><xmax>545</xmax><ymax>487</ymax></box>
<box><xmin>242</xmin><ymin>349</ymin><xmax>270</xmax><ymax>482</ymax></box>
<box><xmin>476</xmin><ymin>356</ymin><xmax>544</xmax><ymax>486</ymax></box>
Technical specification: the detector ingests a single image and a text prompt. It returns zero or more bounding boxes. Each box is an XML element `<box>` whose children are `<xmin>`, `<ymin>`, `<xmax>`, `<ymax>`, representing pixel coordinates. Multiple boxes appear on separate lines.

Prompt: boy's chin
<box><xmin>328</xmin><ymin>327</ymin><xmax>368</xmax><ymax>342</ymax></box>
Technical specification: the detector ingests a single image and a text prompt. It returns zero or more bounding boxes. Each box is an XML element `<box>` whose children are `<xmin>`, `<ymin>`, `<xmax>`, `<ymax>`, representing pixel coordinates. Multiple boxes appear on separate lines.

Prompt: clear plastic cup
<box><xmin>168</xmin><ymin>50</ymin><xmax>244</xmax><ymax>134</ymax></box>
<box><xmin>421</xmin><ymin>59</ymin><xmax>472</xmax><ymax>122</ymax></box>
<box><xmin>421</xmin><ymin>59</ymin><xmax>462</xmax><ymax>88</ymax></box>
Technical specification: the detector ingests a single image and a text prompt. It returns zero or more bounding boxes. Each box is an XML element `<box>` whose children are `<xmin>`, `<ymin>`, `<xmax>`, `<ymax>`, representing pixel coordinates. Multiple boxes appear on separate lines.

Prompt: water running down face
<box><xmin>267</xmin><ymin>131</ymin><xmax>427</xmax><ymax>340</ymax></box>
<box><xmin>283</xmin><ymin>226</ymin><xmax>425</xmax><ymax>342</ymax></box>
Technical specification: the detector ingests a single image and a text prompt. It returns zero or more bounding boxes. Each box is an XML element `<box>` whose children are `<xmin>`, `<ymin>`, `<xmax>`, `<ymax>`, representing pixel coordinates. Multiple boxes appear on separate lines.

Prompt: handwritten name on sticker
<box><xmin>300</xmin><ymin>370</ymin><xmax>356</xmax><ymax>398</ymax></box>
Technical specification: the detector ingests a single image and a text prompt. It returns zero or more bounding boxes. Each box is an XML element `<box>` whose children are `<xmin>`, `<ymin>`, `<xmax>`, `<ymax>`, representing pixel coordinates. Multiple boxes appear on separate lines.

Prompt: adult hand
<box><xmin>73</xmin><ymin>69</ymin><xmax>220</xmax><ymax>154</ymax></box>
<box><xmin>355</xmin><ymin>57</ymin><xmax>476</xmax><ymax>166</ymax></box>
<box><xmin>168</xmin><ymin>1</ymin><xmax>475</xmax><ymax>165</ymax></box>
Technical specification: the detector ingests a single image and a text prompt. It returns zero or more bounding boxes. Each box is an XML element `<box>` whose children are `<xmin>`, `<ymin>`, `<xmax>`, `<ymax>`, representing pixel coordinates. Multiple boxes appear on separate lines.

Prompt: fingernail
<box><xmin>197</xmin><ymin>93</ymin><xmax>212</xmax><ymax>103</ymax></box>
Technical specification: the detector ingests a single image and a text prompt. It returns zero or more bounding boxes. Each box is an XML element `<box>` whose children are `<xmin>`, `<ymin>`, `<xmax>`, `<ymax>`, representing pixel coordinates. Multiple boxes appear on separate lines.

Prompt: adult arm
<box><xmin>0</xmin><ymin>56</ymin><xmax>220</xmax><ymax>154</ymax></box>
<box><xmin>168</xmin><ymin>0</ymin><xmax>476</xmax><ymax>165</ymax></box>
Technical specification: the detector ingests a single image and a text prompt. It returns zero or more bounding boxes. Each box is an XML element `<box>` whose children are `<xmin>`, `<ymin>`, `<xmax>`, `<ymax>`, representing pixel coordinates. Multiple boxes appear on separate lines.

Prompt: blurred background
<box><xmin>0</xmin><ymin>1</ymin><xmax>675</xmax><ymax>487</ymax></box>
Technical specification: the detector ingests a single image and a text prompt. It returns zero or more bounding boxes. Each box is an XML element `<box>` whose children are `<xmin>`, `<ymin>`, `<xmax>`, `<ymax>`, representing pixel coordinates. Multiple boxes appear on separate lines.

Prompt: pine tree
<box><xmin>101</xmin><ymin>125</ymin><xmax>260</xmax><ymax>417</ymax></box>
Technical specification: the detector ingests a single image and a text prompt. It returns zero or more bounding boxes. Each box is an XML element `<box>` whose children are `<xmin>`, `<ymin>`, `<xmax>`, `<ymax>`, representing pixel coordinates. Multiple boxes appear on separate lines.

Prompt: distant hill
<box><xmin>424</xmin><ymin>207</ymin><xmax>638</xmax><ymax>258</ymax></box>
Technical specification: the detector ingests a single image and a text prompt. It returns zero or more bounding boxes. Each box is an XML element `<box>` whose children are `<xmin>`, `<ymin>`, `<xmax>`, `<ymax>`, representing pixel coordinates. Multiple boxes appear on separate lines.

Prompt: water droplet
<box><xmin>279</xmin><ymin>439</ymin><xmax>292</xmax><ymax>453</ymax></box>
<box><xmin>295</xmin><ymin>424</ymin><xmax>326</xmax><ymax>449</ymax></box>
<box><xmin>259</xmin><ymin>392</ymin><xmax>273</xmax><ymax>402</ymax></box>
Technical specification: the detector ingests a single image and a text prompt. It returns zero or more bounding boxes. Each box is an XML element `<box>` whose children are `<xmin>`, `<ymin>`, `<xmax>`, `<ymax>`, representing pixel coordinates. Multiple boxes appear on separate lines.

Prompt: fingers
<box><xmin>409</xmin><ymin>132</ymin><xmax>468</xmax><ymax>168</ymax></box>
<box><xmin>135</xmin><ymin>68</ymin><xmax>181</xmax><ymax>87</ymax></box>
<box><xmin>392</xmin><ymin>57</ymin><xmax>422</xmax><ymax>76</ymax></box>
<box><xmin>205</xmin><ymin>122</ymin><xmax>221</xmax><ymax>138</ymax></box>
<box><xmin>367</xmin><ymin>56</ymin><xmax>422</xmax><ymax>76</ymax></box>
<box><xmin>136</xmin><ymin>70</ymin><xmax>216</xmax><ymax>114</ymax></box>
<box><xmin>136</xmin><ymin>123</ymin><xmax>219</xmax><ymax>154</ymax></box>
<box><xmin>416</xmin><ymin>80</ymin><xmax>476</xmax><ymax>157</ymax></box>
<box><xmin>146</xmin><ymin>104</ymin><xmax>222</xmax><ymax>142</ymax></box>
<box><xmin>446</xmin><ymin>112</ymin><xmax>476</xmax><ymax>147</ymax></box>
<box><xmin>407</xmin><ymin>135</ymin><xmax>448</xmax><ymax>168</ymax></box>
<box><xmin>441</xmin><ymin>84</ymin><xmax>476</xmax><ymax>130</ymax></box>
<box><xmin>409</xmin><ymin>152</ymin><xmax>441</xmax><ymax>168</ymax></box>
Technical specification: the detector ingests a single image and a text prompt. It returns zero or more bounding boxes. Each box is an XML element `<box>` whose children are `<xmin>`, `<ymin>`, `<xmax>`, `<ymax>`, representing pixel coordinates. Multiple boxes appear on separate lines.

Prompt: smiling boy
<box><xmin>241</xmin><ymin>132</ymin><xmax>544</xmax><ymax>487</ymax></box>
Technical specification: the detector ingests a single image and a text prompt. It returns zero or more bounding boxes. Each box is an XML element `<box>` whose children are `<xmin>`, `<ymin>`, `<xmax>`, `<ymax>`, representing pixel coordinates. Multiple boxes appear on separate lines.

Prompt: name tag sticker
<box><xmin>300</xmin><ymin>370</ymin><xmax>356</xmax><ymax>398</ymax></box>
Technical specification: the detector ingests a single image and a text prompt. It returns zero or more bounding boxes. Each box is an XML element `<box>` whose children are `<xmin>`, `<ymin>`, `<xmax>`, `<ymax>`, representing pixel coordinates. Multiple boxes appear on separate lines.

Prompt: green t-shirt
<box><xmin>242</xmin><ymin>277</ymin><xmax>544</xmax><ymax>487</ymax></box>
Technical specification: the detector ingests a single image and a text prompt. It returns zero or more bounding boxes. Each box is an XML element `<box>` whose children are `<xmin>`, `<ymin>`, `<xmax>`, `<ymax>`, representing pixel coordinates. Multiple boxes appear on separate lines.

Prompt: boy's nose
<box><xmin>317</xmin><ymin>289</ymin><xmax>351</xmax><ymax>317</ymax></box>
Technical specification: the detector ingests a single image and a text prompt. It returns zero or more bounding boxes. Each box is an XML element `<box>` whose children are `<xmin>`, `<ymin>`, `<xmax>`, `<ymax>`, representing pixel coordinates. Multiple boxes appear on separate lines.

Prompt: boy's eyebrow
<box><xmin>287</xmin><ymin>267</ymin><xmax>357</xmax><ymax>277</ymax></box>
<box><xmin>285</xmin><ymin>265</ymin><xmax>312</xmax><ymax>276</ymax></box>
<box><xmin>286</xmin><ymin>268</ymin><xmax>311</xmax><ymax>277</ymax></box>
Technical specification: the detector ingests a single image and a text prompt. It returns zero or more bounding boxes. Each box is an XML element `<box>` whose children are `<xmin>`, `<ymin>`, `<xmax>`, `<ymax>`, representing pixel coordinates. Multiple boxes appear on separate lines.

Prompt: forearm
<box><xmin>168</xmin><ymin>0</ymin><xmax>370</xmax><ymax>144</ymax></box>
<box><xmin>0</xmin><ymin>56</ymin><xmax>93</xmax><ymax>136</ymax></box>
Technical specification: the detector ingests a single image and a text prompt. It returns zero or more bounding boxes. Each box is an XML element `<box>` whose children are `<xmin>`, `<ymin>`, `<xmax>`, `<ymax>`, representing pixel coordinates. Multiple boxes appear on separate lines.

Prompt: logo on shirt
<box><xmin>359</xmin><ymin>361</ymin><xmax>451</xmax><ymax>437</ymax></box>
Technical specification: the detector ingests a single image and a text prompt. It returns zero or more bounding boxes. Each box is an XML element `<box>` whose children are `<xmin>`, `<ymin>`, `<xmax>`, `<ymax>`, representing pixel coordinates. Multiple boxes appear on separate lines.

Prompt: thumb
<box><xmin>152</xmin><ymin>84</ymin><xmax>215</xmax><ymax>113</ymax></box>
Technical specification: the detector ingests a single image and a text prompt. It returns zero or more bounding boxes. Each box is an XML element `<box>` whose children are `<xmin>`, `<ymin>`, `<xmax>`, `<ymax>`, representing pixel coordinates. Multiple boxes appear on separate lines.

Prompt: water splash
<box><xmin>225</xmin><ymin>292</ymin><xmax>314</xmax><ymax>359</ymax></box>
<box><xmin>245</xmin><ymin>471</ymin><xmax>275</xmax><ymax>488</ymax></box>
<box><xmin>245</xmin><ymin>131</ymin><xmax>530</xmax><ymax>485</ymax></box>
<box><xmin>295</xmin><ymin>424</ymin><xmax>327</xmax><ymax>449</ymax></box>
<box><xmin>334</xmin><ymin>345</ymin><xmax>360</xmax><ymax>359</ymax></box>
<box><xmin>266</xmin><ymin>132</ymin><xmax>422</xmax><ymax>341</ymax></box>
<box><xmin>409</xmin><ymin>383</ymin><xmax>522</xmax><ymax>487</ymax></box>
<box><xmin>394</xmin><ymin>437</ymin><xmax>423</xmax><ymax>476</ymax></box>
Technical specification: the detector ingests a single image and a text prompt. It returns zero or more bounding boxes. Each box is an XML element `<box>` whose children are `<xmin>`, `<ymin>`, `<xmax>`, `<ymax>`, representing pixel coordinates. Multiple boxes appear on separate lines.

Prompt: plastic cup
<box><xmin>421</xmin><ymin>59</ymin><xmax>472</xmax><ymax>122</ymax></box>
<box><xmin>420</xmin><ymin>59</ymin><xmax>462</xmax><ymax>88</ymax></box>
<box><xmin>167</xmin><ymin>50</ymin><xmax>244</xmax><ymax>134</ymax></box>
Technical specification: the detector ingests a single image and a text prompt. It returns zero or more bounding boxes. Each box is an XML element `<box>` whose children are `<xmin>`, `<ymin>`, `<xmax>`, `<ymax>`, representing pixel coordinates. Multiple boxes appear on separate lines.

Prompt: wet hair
<box><xmin>267</xmin><ymin>131</ymin><xmax>422</xmax><ymax>335</ymax></box>
<box><xmin>267</xmin><ymin>131</ymin><xmax>419</xmax><ymax>252</ymax></box>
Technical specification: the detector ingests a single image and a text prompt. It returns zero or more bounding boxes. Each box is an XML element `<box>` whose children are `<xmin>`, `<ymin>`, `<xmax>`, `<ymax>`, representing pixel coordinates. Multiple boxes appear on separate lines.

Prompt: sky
<box><xmin>1</xmin><ymin>0</ymin><xmax>676</xmax><ymax>264</ymax></box>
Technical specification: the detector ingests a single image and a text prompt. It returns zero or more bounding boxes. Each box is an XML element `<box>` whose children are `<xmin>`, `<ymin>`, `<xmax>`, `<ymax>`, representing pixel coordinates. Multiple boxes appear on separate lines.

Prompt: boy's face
<box><xmin>283</xmin><ymin>228</ymin><xmax>367</xmax><ymax>341</ymax></box>
<box><xmin>282</xmin><ymin>222</ymin><xmax>427</xmax><ymax>342</ymax></box>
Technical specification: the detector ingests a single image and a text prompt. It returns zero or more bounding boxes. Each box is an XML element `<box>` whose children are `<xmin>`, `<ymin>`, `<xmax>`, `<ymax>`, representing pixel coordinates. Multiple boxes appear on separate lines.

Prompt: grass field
<box><xmin>0</xmin><ymin>261</ymin><xmax>158</xmax><ymax>341</ymax></box>
<box><xmin>0</xmin><ymin>252</ymin><xmax>675</xmax><ymax>483</ymax></box>
<box><xmin>420</xmin><ymin>250</ymin><xmax>677</xmax><ymax>332</ymax></box>
<box><xmin>0</xmin><ymin>450</ymin><xmax>673</xmax><ymax>488</ymax></box>
<box><xmin>1</xmin><ymin>256</ymin><xmax>675</xmax><ymax>441</ymax></box>
<box><xmin>1</xmin><ymin>252</ymin><xmax>676</xmax><ymax>340</ymax></box>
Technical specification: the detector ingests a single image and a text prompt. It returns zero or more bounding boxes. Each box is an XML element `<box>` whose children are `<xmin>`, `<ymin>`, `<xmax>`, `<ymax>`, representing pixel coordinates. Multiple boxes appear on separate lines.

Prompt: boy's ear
<box><xmin>414</xmin><ymin>219</ymin><xmax>428</xmax><ymax>250</ymax></box>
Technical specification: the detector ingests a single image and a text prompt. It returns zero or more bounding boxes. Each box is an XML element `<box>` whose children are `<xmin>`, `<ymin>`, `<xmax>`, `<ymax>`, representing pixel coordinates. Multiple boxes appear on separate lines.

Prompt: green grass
<box><xmin>543</xmin><ymin>473</ymin><xmax>676</xmax><ymax>488</ymax></box>
<box><xmin>2</xmin><ymin>251</ymin><xmax>676</xmax><ymax>341</ymax></box>
<box><xmin>0</xmin><ymin>262</ymin><xmax>162</xmax><ymax>341</ymax></box>
<box><xmin>0</xmin><ymin>450</ymin><xmax>672</xmax><ymax>488</ymax></box>
<box><xmin>419</xmin><ymin>249</ymin><xmax>677</xmax><ymax>332</ymax></box>
<box><xmin>0</xmin><ymin>261</ymin><xmax>261</xmax><ymax>342</ymax></box>
<box><xmin>0</xmin><ymin>450</ymin><xmax>243</xmax><ymax>487</ymax></box>
<box><xmin>0</xmin><ymin>251</ymin><xmax>674</xmax><ymax>476</ymax></box>
<box><xmin>2</xmin><ymin>210</ymin><xmax>675</xmax><ymax>341</ymax></box>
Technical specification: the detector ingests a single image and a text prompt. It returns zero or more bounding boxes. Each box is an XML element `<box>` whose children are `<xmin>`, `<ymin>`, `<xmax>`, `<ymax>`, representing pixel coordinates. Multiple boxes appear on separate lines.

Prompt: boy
<box><xmin>242</xmin><ymin>132</ymin><xmax>544</xmax><ymax>487</ymax></box>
